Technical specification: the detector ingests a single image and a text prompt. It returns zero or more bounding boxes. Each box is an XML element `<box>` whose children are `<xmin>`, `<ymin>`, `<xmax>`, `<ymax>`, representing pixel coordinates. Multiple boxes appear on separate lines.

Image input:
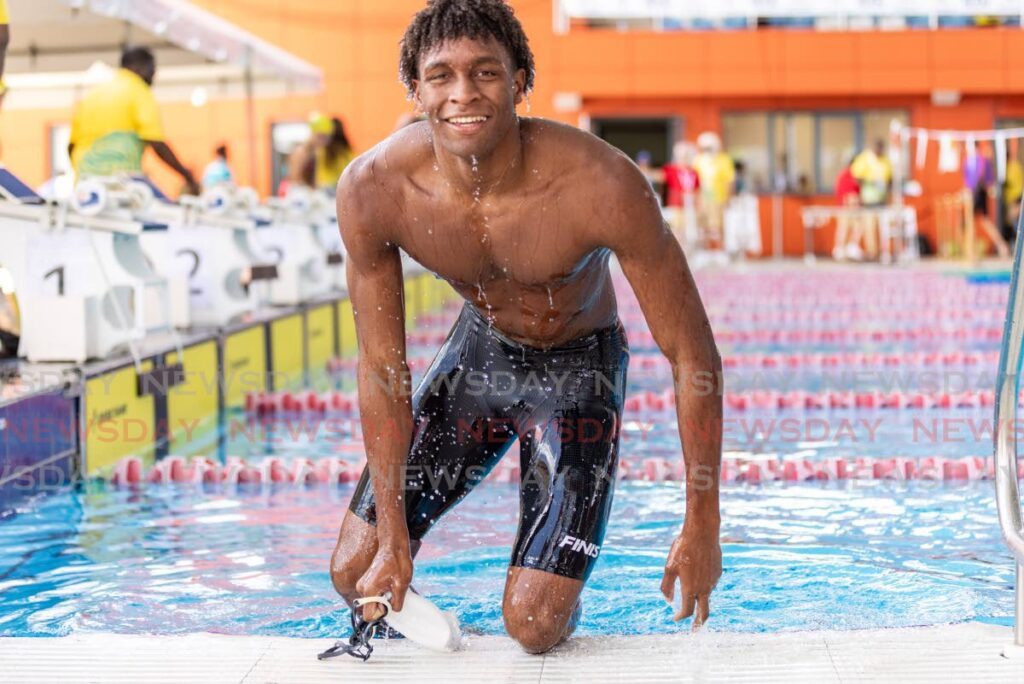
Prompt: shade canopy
<box><xmin>5</xmin><ymin>0</ymin><xmax>323</xmax><ymax>110</ymax></box>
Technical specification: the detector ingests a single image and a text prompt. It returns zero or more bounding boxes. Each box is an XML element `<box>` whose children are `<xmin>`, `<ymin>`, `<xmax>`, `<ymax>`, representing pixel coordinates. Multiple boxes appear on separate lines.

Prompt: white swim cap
<box><xmin>697</xmin><ymin>132</ymin><xmax>721</xmax><ymax>152</ymax></box>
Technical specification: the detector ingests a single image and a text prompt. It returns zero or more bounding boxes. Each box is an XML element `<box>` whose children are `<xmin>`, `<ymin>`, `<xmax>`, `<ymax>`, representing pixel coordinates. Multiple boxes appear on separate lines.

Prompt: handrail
<box><xmin>994</xmin><ymin>197</ymin><xmax>1024</xmax><ymax>649</ymax></box>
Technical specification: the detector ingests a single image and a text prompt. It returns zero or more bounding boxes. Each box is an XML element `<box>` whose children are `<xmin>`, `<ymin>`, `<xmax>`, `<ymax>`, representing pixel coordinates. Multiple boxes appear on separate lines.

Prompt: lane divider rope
<box><xmin>328</xmin><ymin>350</ymin><xmax>999</xmax><ymax>375</ymax></box>
<box><xmin>244</xmin><ymin>388</ymin><xmax>1000</xmax><ymax>416</ymax></box>
<box><xmin>109</xmin><ymin>453</ymin><xmax>1013</xmax><ymax>486</ymax></box>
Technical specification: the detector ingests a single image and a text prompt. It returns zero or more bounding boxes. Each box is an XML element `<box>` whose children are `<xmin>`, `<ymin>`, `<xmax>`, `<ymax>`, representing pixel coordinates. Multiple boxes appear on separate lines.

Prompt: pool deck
<box><xmin>3</xmin><ymin>623</ymin><xmax>1023</xmax><ymax>683</ymax></box>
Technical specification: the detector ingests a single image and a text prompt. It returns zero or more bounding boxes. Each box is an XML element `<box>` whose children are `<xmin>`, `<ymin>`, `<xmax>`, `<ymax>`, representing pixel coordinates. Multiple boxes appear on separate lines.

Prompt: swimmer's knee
<box><xmin>503</xmin><ymin>607</ymin><xmax>573</xmax><ymax>654</ymax></box>
<box><xmin>329</xmin><ymin>513</ymin><xmax>378</xmax><ymax>597</ymax></box>
<box><xmin>503</xmin><ymin>590</ymin><xmax>579</xmax><ymax>654</ymax></box>
<box><xmin>329</xmin><ymin>545</ymin><xmax>363</xmax><ymax>597</ymax></box>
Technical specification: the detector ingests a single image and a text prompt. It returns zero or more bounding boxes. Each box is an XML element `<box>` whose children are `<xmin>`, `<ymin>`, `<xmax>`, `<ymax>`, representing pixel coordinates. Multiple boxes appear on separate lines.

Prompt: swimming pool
<box><xmin>0</xmin><ymin>266</ymin><xmax>1015</xmax><ymax>638</ymax></box>
<box><xmin>0</xmin><ymin>479</ymin><xmax>1011</xmax><ymax>637</ymax></box>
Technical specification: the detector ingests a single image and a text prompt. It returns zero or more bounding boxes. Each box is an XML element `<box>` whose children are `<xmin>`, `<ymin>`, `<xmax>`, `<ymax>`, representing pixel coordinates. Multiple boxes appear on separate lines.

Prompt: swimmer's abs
<box><xmin>446</xmin><ymin>281</ymin><xmax>619</xmax><ymax>348</ymax></box>
<box><xmin>455</xmin><ymin>303</ymin><xmax>619</xmax><ymax>349</ymax></box>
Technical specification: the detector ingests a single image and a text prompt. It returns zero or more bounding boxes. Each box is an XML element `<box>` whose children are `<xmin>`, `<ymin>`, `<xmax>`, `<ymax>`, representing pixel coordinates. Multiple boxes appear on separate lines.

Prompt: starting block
<box><xmin>309</xmin><ymin>188</ymin><xmax>347</xmax><ymax>292</ymax></box>
<box><xmin>138</xmin><ymin>182</ymin><xmax>275</xmax><ymax>328</ymax></box>
<box><xmin>251</xmin><ymin>187</ymin><xmax>345</xmax><ymax>305</ymax></box>
<box><xmin>0</xmin><ymin>168</ymin><xmax>177</xmax><ymax>362</ymax></box>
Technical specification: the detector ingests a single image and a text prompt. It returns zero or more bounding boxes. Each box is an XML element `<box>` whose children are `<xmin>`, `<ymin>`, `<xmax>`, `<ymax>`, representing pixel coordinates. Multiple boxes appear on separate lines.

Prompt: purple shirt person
<box><xmin>964</xmin><ymin>151</ymin><xmax>993</xmax><ymax>192</ymax></box>
<box><xmin>962</xmin><ymin>147</ymin><xmax>1011</xmax><ymax>260</ymax></box>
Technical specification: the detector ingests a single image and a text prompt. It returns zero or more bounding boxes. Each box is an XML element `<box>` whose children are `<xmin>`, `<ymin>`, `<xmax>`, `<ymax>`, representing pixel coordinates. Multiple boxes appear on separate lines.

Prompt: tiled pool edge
<box><xmin>2</xmin><ymin>623</ymin><xmax>1022</xmax><ymax>683</ymax></box>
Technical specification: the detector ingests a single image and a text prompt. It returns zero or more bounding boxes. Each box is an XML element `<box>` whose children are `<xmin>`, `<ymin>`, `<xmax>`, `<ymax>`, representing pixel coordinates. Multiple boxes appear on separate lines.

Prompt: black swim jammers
<box><xmin>349</xmin><ymin>303</ymin><xmax>629</xmax><ymax>581</ymax></box>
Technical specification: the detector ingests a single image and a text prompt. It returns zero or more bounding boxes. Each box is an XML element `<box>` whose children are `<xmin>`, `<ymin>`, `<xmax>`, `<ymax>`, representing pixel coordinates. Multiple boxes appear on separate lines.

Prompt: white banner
<box><xmin>560</xmin><ymin>0</ymin><xmax>1024</xmax><ymax>19</ymax></box>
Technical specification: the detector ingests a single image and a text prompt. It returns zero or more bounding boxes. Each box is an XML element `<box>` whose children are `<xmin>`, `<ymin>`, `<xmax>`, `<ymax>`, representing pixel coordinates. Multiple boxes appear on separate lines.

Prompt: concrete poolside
<box><xmin>2</xmin><ymin>623</ymin><xmax>1023</xmax><ymax>683</ymax></box>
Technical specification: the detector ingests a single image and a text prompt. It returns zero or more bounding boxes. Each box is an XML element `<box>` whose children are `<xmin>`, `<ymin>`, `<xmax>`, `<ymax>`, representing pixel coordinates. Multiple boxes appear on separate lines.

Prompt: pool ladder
<box><xmin>994</xmin><ymin>197</ymin><xmax>1024</xmax><ymax>658</ymax></box>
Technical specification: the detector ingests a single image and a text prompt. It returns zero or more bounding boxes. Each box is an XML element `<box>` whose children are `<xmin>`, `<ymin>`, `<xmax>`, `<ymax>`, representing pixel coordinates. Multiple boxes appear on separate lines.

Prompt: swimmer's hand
<box><xmin>660</xmin><ymin>525</ymin><xmax>722</xmax><ymax>632</ymax></box>
<box><xmin>355</xmin><ymin>537</ymin><xmax>413</xmax><ymax>621</ymax></box>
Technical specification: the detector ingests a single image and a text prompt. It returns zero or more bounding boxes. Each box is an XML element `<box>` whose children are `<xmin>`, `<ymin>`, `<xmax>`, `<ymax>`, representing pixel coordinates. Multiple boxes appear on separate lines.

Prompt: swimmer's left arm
<box><xmin>594</xmin><ymin>152</ymin><xmax>723</xmax><ymax>629</ymax></box>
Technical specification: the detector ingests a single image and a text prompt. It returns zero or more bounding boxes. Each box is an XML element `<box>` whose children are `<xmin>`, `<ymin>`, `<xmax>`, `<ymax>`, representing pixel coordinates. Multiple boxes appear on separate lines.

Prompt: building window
<box><xmin>723</xmin><ymin>109</ymin><xmax>909</xmax><ymax>194</ymax></box>
<box><xmin>722</xmin><ymin>114</ymin><xmax>769</xmax><ymax>193</ymax></box>
<box><xmin>590</xmin><ymin>116</ymin><xmax>681</xmax><ymax>168</ymax></box>
<box><xmin>788</xmin><ymin>113</ymin><xmax>815</xmax><ymax>194</ymax></box>
<box><xmin>818</xmin><ymin>115</ymin><xmax>857</xmax><ymax>194</ymax></box>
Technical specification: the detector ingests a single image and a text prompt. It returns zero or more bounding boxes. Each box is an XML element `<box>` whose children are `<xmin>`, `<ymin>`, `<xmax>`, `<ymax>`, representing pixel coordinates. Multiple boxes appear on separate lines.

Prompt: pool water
<box><xmin>0</xmin><ymin>479</ymin><xmax>1012</xmax><ymax>637</ymax></box>
<box><xmin>0</xmin><ymin>266</ymin><xmax>1016</xmax><ymax>637</ymax></box>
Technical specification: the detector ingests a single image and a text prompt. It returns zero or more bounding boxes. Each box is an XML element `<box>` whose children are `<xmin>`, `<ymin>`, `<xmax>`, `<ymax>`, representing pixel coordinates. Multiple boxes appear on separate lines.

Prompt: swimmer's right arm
<box><xmin>337</xmin><ymin>156</ymin><xmax>414</xmax><ymax>616</ymax></box>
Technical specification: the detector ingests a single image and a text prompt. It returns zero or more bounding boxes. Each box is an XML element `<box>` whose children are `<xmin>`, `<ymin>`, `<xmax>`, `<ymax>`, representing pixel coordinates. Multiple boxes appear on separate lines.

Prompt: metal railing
<box><xmin>994</xmin><ymin>199</ymin><xmax>1024</xmax><ymax>649</ymax></box>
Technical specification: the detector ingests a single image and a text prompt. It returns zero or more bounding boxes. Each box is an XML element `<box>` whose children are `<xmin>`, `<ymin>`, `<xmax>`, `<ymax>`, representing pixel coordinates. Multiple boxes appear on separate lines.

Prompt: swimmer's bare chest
<box><xmin>395</xmin><ymin>181</ymin><xmax>617</xmax><ymax>347</ymax></box>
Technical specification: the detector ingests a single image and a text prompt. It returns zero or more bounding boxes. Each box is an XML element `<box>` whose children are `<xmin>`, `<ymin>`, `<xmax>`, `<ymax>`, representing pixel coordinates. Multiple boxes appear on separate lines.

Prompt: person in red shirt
<box><xmin>662</xmin><ymin>141</ymin><xmax>700</xmax><ymax>245</ymax></box>
<box><xmin>832</xmin><ymin>154</ymin><xmax>862</xmax><ymax>260</ymax></box>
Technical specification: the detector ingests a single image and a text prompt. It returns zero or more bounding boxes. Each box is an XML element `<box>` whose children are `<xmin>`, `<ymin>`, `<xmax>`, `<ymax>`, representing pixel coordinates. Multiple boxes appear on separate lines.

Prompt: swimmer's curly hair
<box><xmin>399</xmin><ymin>0</ymin><xmax>536</xmax><ymax>95</ymax></box>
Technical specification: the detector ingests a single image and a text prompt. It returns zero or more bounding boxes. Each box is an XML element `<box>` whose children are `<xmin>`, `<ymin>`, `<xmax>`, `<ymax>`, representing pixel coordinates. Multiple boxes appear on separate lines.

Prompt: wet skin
<box><xmin>377</xmin><ymin>117</ymin><xmax>618</xmax><ymax>348</ymax></box>
<box><xmin>330</xmin><ymin>36</ymin><xmax>723</xmax><ymax>653</ymax></box>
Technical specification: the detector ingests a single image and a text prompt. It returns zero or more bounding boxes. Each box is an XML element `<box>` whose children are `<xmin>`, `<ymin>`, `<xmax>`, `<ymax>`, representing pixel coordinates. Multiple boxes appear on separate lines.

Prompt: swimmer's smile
<box><xmin>445</xmin><ymin>114</ymin><xmax>490</xmax><ymax>134</ymax></box>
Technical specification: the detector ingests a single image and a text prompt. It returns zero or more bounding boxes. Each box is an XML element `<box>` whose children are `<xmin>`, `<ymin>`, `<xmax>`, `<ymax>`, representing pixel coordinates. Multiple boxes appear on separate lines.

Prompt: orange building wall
<box><xmin>4</xmin><ymin>1</ymin><xmax>1024</xmax><ymax>254</ymax></box>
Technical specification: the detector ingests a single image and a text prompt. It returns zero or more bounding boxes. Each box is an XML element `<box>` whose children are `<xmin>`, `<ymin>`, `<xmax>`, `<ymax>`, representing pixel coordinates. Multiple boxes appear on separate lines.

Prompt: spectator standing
<box><xmin>732</xmin><ymin>160</ymin><xmax>748</xmax><ymax>195</ymax></box>
<box><xmin>694</xmin><ymin>132</ymin><xmax>735</xmax><ymax>247</ymax></box>
<box><xmin>202</xmin><ymin>144</ymin><xmax>234</xmax><ymax>189</ymax></box>
<box><xmin>662</xmin><ymin>141</ymin><xmax>700</xmax><ymax>245</ymax></box>
<box><xmin>832</xmin><ymin>152</ymin><xmax>863</xmax><ymax>261</ymax></box>
<box><xmin>289</xmin><ymin>113</ymin><xmax>356</xmax><ymax>192</ymax></box>
<box><xmin>723</xmin><ymin>158</ymin><xmax>762</xmax><ymax>258</ymax></box>
<box><xmin>1003</xmin><ymin>147</ymin><xmax>1023</xmax><ymax>245</ymax></box>
<box><xmin>963</xmin><ymin>144</ymin><xmax>1010</xmax><ymax>258</ymax></box>
<box><xmin>850</xmin><ymin>139</ymin><xmax>892</xmax><ymax>259</ymax></box>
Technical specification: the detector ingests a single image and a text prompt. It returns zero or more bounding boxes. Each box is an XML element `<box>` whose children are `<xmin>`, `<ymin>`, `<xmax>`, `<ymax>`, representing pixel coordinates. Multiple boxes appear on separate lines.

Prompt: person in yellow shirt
<box><xmin>693</xmin><ymin>131</ymin><xmax>735</xmax><ymax>246</ymax></box>
<box><xmin>0</xmin><ymin>0</ymin><xmax>11</xmax><ymax>109</ymax></box>
<box><xmin>850</xmin><ymin>139</ymin><xmax>892</xmax><ymax>259</ymax></box>
<box><xmin>1004</xmin><ymin>148</ymin><xmax>1024</xmax><ymax>241</ymax></box>
<box><xmin>69</xmin><ymin>47</ymin><xmax>197</xmax><ymax>192</ymax></box>
<box><xmin>288</xmin><ymin>112</ymin><xmax>355</xmax><ymax>192</ymax></box>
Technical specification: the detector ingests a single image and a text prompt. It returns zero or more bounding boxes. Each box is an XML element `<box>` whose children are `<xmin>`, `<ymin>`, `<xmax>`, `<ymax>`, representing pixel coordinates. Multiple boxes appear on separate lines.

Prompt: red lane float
<box><xmin>626</xmin><ymin>327</ymin><xmax>1003</xmax><ymax>348</ymax></box>
<box><xmin>381</xmin><ymin>327</ymin><xmax>1006</xmax><ymax>350</ymax></box>
<box><xmin>621</xmin><ymin>388</ymin><xmax>998</xmax><ymax>413</ymax></box>
<box><xmin>245</xmin><ymin>388</ymin><xmax>999</xmax><ymax>419</ymax></box>
<box><xmin>378</xmin><ymin>350</ymin><xmax>998</xmax><ymax>377</ymax></box>
<box><xmin>416</xmin><ymin>308</ymin><xmax>1006</xmax><ymax>330</ymax></box>
<box><xmin>108</xmin><ymin>453</ymin><xmax>1011</xmax><ymax>486</ymax></box>
<box><xmin>635</xmin><ymin>389</ymin><xmax>996</xmax><ymax>412</ymax></box>
<box><xmin>706</xmin><ymin>309</ymin><xmax>1004</xmax><ymax>325</ymax></box>
<box><xmin>109</xmin><ymin>455</ymin><xmax>367</xmax><ymax>486</ymax></box>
